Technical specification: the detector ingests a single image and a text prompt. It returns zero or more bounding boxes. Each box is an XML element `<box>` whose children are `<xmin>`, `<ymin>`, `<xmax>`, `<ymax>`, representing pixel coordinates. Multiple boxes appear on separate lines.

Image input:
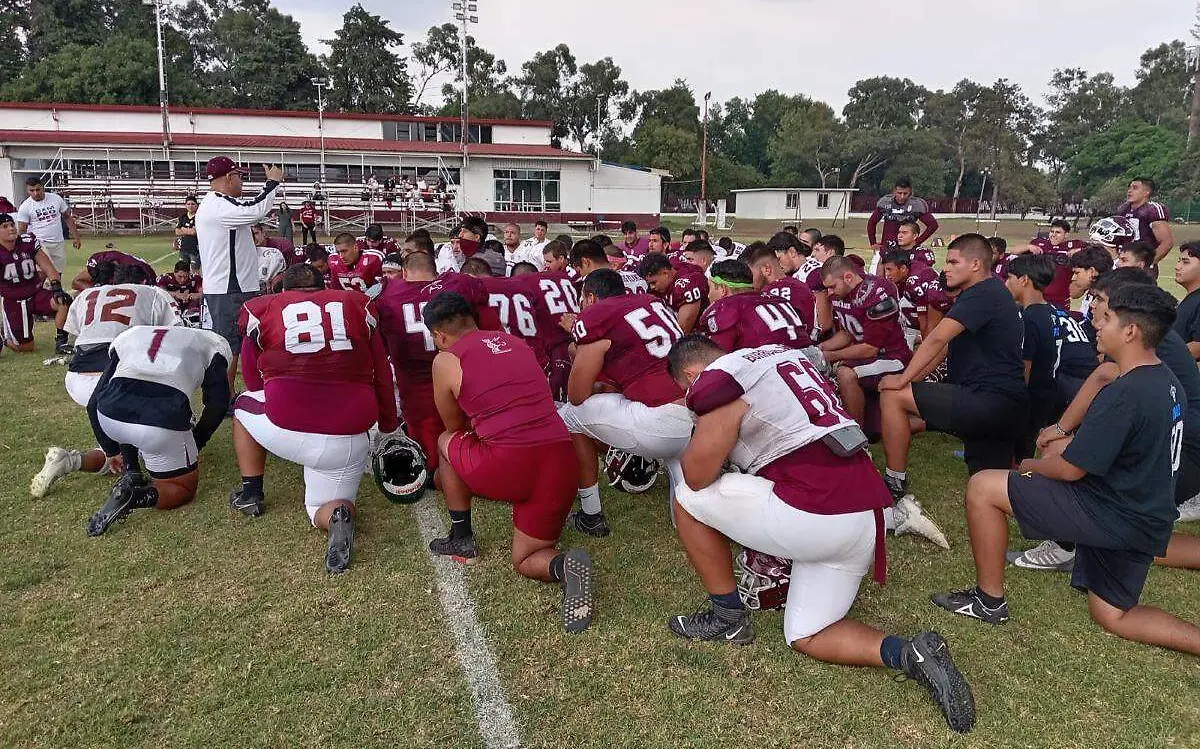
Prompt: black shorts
<box><xmin>1174</xmin><ymin>441</ymin><xmax>1200</xmax><ymax>507</ymax></box>
<box><xmin>204</xmin><ymin>291</ymin><xmax>258</xmax><ymax>353</ymax></box>
<box><xmin>1008</xmin><ymin>472</ymin><xmax>1153</xmax><ymax>611</ymax></box>
<box><xmin>912</xmin><ymin>382</ymin><xmax>1028</xmax><ymax>474</ymax></box>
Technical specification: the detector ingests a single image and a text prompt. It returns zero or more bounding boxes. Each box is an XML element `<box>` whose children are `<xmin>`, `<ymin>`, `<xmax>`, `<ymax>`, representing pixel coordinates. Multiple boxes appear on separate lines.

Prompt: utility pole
<box><xmin>453</xmin><ymin>1</ymin><xmax>478</xmax><ymax>214</ymax></box>
<box><xmin>1188</xmin><ymin>45</ymin><xmax>1200</xmax><ymax>146</ymax></box>
<box><xmin>700</xmin><ymin>91</ymin><xmax>711</xmax><ymax>212</ymax></box>
<box><xmin>144</xmin><ymin>0</ymin><xmax>172</xmax><ymax>175</ymax></box>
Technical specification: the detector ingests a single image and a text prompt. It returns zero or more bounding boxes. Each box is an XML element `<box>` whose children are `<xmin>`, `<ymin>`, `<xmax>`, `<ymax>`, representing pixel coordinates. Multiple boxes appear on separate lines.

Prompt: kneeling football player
<box><xmin>666</xmin><ymin>336</ymin><xmax>975</xmax><ymax>734</ymax></box>
<box><xmin>423</xmin><ymin>292</ymin><xmax>594</xmax><ymax>633</ymax></box>
<box><xmin>231</xmin><ymin>264</ymin><xmax>399</xmax><ymax>574</ymax></box>
<box><xmin>86</xmin><ymin>325</ymin><xmax>232</xmax><ymax>536</ymax></box>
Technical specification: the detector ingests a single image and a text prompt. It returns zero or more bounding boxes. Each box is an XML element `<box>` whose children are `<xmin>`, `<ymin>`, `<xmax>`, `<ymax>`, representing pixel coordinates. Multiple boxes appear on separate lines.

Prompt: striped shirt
<box><xmin>195</xmin><ymin>181</ymin><xmax>280</xmax><ymax>294</ymax></box>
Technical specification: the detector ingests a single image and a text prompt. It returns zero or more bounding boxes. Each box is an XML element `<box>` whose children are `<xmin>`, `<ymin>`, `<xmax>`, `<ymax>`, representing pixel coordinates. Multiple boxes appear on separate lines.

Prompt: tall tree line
<box><xmin>3</xmin><ymin>0</ymin><xmax>1199</xmax><ymax>212</ymax></box>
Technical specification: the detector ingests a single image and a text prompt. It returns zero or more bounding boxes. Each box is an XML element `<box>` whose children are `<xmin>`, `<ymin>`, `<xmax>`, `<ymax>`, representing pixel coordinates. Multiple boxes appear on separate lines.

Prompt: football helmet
<box><xmin>372</xmin><ymin>431</ymin><xmax>429</xmax><ymax>504</ymax></box>
<box><xmin>603</xmin><ymin>447</ymin><xmax>661</xmax><ymax>494</ymax></box>
<box><xmin>735</xmin><ymin>548</ymin><xmax>792</xmax><ymax>611</ymax></box>
<box><xmin>1088</xmin><ymin>216</ymin><xmax>1137</xmax><ymax>248</ymax></box>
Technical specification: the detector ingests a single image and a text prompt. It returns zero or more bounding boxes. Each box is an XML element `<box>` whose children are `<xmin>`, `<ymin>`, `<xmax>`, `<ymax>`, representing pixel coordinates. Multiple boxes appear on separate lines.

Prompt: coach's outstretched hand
<box><xmin>264</xmin><ymin>164</ymin><xmax>285</xmax><ymax>183</ymax></box>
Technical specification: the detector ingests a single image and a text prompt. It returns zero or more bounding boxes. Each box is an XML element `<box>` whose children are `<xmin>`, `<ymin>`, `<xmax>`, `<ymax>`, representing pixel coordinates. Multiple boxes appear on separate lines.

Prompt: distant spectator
<box><xmin>16</xmin><ymin>175</ymin><xmax>80</xmax><ymax>273</ymax></box>
<box><xmin>276</xmin><ymin>201</ymin><xmax>294</xmax><ymax>244</ymax></box>
<box><xmin>176</xmin><ymin>195</ymin><xmax>200</xmax><ymax>270</ymax></box>
<box><xmin>299</xmin><ymin>200</ymin><xmax>318</xmax><ymax>245</ymax></box>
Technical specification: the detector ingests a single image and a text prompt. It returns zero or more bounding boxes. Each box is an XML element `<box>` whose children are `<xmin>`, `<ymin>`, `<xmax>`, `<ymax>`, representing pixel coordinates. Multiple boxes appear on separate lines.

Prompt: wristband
<box><xmin>1053</xmin><ymin>422</ymin><xmax>1070</xmax><ymax>437</ymax></box>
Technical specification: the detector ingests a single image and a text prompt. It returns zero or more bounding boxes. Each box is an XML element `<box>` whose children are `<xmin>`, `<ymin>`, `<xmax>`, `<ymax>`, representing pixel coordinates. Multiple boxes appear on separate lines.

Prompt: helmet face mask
<box><xmin>373</xmin><ymin>432</ymin><xmax>429</xmax><ymax>504</ymax></box>
<box><xmin>603</xmin><ymin>447</ymin><xmax>661</xmax><ymax>494</ymax></box>
<box><xmin>736</xmin><ymin>548</ymin><xmax>791</xmax><ymax>611</ymax></box>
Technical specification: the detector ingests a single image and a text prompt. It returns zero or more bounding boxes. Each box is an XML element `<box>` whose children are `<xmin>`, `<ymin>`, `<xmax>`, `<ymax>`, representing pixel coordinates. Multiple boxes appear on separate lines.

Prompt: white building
<box><xmin>731</xmin><ymin>187</ymin><xmax>856</xmax><ymax>223</ymax></box>
<box><xmin>0</xmin><ymin>102</ymin><xmax>662</xmax><ymax>231</ymax></box>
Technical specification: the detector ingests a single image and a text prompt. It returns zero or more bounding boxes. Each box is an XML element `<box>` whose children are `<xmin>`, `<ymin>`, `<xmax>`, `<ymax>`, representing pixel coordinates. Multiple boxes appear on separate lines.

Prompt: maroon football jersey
<box><xmin>662</xmin><ymin>272</ymin><xmax>709</xmax><ymax>314</ymax></box>
<box><xmin>1116</xmin><ymin>200</ymin><xmax>1170</xmax><ymax>245</ymax></box>
<box><xmin>375</xmin><ymin>278</ymin><xmax>437</xmax><ymax>392</ymax></box>
<box><xmin>0</xmin><ymin>234</ymin><xmax>45</xmax><ymax>298</ymax></box>
<box><xmin>699</xmin><ymin>293</ymin><xmax>812</xmax><ymax>352</ymax></box>
<box><xmin>760</xmin><ymin>276</ymin><xmax>817</xmax><ymax>335</ymax></box>
<box><xmin>450</xmin><ymin>330</ymin><xmax>569</xmax><ymax>446</ymax></box>
<box><xmin>87</xmin><ymin>250</ymin><xmax>156</xmax><ymax>283</ymax></box>
<box><xmin>356</xmin><ymin>236</ymin><xmax>400</xmax><ymax>257</ymax></box>
<box><xmin>896</xmin><ymin>263</ymin><xmax>948</xmax><ymax>330</ymax></box>
<box><xmin>573</xmin><ymin>294</ymin><xmax>685</xmax><ymax>407</ymax></box>
<box><xmin>830</xmin><ymin>275</ymin><xmax>912</xmax><ymax>363</ymax></box>
<box><xmin>897</xmin><ymin>245</ymin><xmax>937</xmax><ymax>268</ymax></box>
<box><xmin>1041</xmin><ymin>249</ymin><xmax>1075</xmax><ymax>309</ymax></box>
<box><xmin>519</xmin><ymin>270</ymin><xmax>579</xmax><ymax>351</ymax></box>
<box><xmin>264</xmin><ymin>236</ymin><xmax>305</xmax><ymax>266</ymax></box>
<box><xmin>326</xmin><ymin>248</ymin><xmax>385</xmax><ymax>294</ymax></box>
<box><xmin>155</xmin><ymin>272</ymin><xmax>202</xmax><ymax>311</ymax></box>
<box><xmin>481</xmin><ymin>276</ymin><xmax>550</xmax><ymax>367</ymax></box>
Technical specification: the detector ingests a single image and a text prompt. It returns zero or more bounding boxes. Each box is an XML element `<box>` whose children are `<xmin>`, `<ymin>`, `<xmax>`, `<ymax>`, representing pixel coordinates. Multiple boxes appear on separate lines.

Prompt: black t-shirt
<box><xmin>1155</xmin><ymin>329</ymin><xmax>1200</xmax><ymax>448</ymax></box>
<box><xmin>177</xmin><ymin>212</ymin><xmax>198</xmax><ymax>255</ymax></box>
<box><xmin>1021</xmin><ymin>303</ymin><xmax>1059</xmax><ymax>396</ymax></box>
<box><xmin>1173</xmin><ymin>288</ymin><xmax>1200</xmax><ymax>344</ymax></box>
<box><xmin>946</xmin><ymin>276</ymin><xmax>1027</xmax><ymax>399</ymax></box>
<box><xmin>1062</xmin><ymin>362</ymin><xmax>1183</xmax><ymax>556</ymax></box>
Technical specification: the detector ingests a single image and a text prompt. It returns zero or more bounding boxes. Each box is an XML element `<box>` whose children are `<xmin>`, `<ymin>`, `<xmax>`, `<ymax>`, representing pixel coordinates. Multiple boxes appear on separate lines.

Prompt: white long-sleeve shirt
<box><xmin>196</xmin><ymin>181</ymin><xmax>280</xmax><ymax>294</ymax></box>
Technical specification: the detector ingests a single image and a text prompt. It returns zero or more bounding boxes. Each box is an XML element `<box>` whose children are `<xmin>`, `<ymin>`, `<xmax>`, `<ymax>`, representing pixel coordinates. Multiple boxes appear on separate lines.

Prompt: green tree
<box><xmin>766</xmin><ymin>100</ymin><xmax>844</xmax><ymax>187</ymax></box>
<box><xmin>621</xmin><ymin>80</ymin><xmax>700</xmax><ymax>133</ymax></box>
<box><xmin>628</xmin><ymin>120</ymin><xmax>699</xmax><ymax>179</ymax></box>
<box><xmin>921</xmin><ymin>80</ymin><xmax>984</xmax><ymax>208</ymax></box>
<box><xmin>840</xmin><ymin>77</ymin><xmax>930</xmax><ymax>188</ymax></box>
<box><xmin>24</xmin><ymin>0</ymin><xmax>108</xmax><ymax>59</ymax></box>
<box><xmin>561</xmin><ymin>58</ymin><xmax>629</xmax><ymax>153</ymax></box>
<box><xmin>410</xmin><ymin>23</ymin><xmax>462</xmax><ymax>109</ymax></box>
<box><xmin>514</xmin><ymin>44</ymin><xmax>578</xmax><ymax>123</ymax></box>
<box><xmin>322</xmin><ymin>4</ymin><xmax>411</xmax><ymax>113</ymax></box>
<box><xmin>1</xmin><ymin>38</ymin><xmax>160</xmax><ymax>104</ymax></box>
<box><xmin>0</xmin><ymin>2</ymin><xmax>29</xmax><ymax>79</ymax></box>
<box><xmin>1127</xmin><ymin>41</ymin><xmax>1192</xmax><ymax>134</ymax></box>
<box><xmin>1065</xmin><ymin>120</ymin><xmax>1187</xmax><ymax>199</ymax></box>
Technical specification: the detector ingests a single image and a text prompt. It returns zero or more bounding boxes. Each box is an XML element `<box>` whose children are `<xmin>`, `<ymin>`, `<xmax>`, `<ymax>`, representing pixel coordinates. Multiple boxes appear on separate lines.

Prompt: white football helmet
<box><xmin>1088</xmin><ymin>216</ymin><xmax>1137</xmax><ymax>248</ymax></box>
<box><xmin>735</xmin><ymin>548</ymin><xmax>792</xmax><ymax>611</ymax></box>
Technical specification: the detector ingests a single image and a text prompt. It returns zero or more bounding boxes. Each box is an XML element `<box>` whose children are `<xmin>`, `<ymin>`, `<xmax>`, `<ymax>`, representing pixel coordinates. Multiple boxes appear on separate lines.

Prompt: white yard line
<box><xmin>149</xmin><ymin>249</ymin><xmax>180</xmax><ymax>267</ymax></box>
<box><xmin>410</xmin><ymin>494</ymin><xmax>522</xmax><ymax>749</ymax></box>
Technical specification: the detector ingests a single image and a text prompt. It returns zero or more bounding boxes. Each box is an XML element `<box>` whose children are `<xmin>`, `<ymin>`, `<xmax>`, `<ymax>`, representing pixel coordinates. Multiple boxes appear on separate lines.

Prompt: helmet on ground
<box><xmin>1088</xmin><ymin>216</ymin><xmax>1137</xmax><ymax>248</ymax></box>
<box><xmin>603</xmin><ymin>447</ymin><xmax>661</xmax><ymax>494</ymax></box>
<box><xmin>735</xmin><ymin>548</ymin><xmax>792</xmax><ymax>611</ymax></box>
<box><xmin>373</xmin><ymin>431</ymin><xmax>429</xmax><ymax>504</ymax></box>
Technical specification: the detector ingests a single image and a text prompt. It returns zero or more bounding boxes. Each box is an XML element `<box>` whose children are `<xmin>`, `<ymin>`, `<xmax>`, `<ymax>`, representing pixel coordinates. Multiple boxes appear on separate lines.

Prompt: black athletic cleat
<box><xmin>54</xmin><ymin>340</ymin><xmax>74</xmax><ymax>355</ymax></box>
<box><xmin>900</xmin><ymin>631</ymin><xmax>976</xmax><ymax>733</ymax></box>
<box><xmin>932</xmin><ymin>587</ymin><xmax>1010</xmax><ymax>625</ymax></box>
<box><xmin>884</xmin><ymin>473</ymin><xmax>908</xmax><ymax>501</ymax></box>
<box><xmin>668</xmin><ymin>602</ymin><xmax>755</xmax><ymax>645</ymax></box>
<box><xmin>325</xmin><ymin>506</ymin><xmax>355</xmax><ymax>575</ymax></box>
<box><xmin>86</xmin><ymin>473</ymin><xmax>158</xmax><ymax>537</ymax></box>
<box><xmin>229</xmin><ymin>488</ymin><xmax>265</xmax><ymax>517</ymax></box>
<box><xmin>560</xmin><ymin>548</ymin><xmax>594</xmax><ymax>633</ymax></box>
<box><xmin>429</xmin><ymin>534</ymin><xmax>478</xmax><ymax>564</ymax></box>
<box><xmin>568</xmin><ymin>510</ymin><xmax>610</xmax><ymax>538</ymax></box>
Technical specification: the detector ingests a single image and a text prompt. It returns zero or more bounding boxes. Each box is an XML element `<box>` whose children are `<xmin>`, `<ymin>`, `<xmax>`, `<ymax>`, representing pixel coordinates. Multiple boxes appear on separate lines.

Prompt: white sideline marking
<box><xmin>410</xmin><ymin>494</ymin><xmax>522</xmax><ymax>749</ymax></box>
<box><xmin>150</xmin><ymin>250</ymin><xmax>179</xmax><ymax>267</ymax></box>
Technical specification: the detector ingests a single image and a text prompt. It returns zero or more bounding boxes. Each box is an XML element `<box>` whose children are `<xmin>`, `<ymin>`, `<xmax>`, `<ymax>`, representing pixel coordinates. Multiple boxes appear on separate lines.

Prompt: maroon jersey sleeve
<box><xmin>574</xmin><ymin>296</ymin><xmax>685</xmax><ymax>406</ymax></box>
<box><xmin>699</xmin><ymin>298</ymin><xmax>741</xmax><ymax>352</ymax></box>
<box><xmin>665</xmin><ymin>273</ymin><xmax>708</xmax><ymax>311</ymax></box>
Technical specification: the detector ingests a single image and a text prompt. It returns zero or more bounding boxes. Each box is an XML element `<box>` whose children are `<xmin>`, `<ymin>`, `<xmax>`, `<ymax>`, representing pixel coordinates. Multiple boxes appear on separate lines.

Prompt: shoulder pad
<box><xmin>866</xmin><ymin>295</ymin><xmax>898</xmax><ymax>320</ymax></box>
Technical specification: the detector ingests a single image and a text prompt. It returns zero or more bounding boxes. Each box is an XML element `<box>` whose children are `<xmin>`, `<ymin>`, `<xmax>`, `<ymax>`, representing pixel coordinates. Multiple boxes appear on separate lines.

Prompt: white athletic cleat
<box><xmin>893</xmin><ymin>495</ymin><xmax>950</xmax><ymax>549</ymax></box>
<box><xmin>1006</xmin><ymin>539</ymin><xmax>1075</xmax><ymax>571</ymax></box>
<box><xmin>30</xmin><ymin>447</ymin><xmax>82</xmax><ymax>498</ymax></box>
<box><xmin>1177</xmin><ymin>496</ymin><xmax>1200</xmax><ymax>524</ymax></box>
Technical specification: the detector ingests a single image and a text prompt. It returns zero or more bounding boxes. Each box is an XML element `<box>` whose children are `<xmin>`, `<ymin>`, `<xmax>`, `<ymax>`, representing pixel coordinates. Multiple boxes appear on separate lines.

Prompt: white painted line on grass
<box><xmin>150</xmin><ymin>250</ymin><xmax>179</xmax><ymax>267</ymax></box>
<box><xmin>410</xmin><ymin>494</ymin><xmax>522</xmax><ymax>749</ymax></box>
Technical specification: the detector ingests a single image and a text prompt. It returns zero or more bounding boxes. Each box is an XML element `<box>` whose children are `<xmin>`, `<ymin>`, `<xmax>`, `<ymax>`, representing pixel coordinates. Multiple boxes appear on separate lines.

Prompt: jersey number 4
<box><xmin>282</xmin><ymin>300</ymin><xmax>354</xmax><ymax>354</ymax></box>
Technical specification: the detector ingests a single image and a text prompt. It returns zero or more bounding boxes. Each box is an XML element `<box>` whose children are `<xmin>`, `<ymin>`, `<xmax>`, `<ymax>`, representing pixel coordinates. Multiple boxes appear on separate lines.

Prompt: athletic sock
<box><xmin>578</xmin><ymin>484</ymin><xmax>602</xmax><ymax>515</ymax></box>
<box><xmin>976</xmin><ymin>588</ymin><xmax>1005</xmax><ymax>608</ymax></box>
<box><xmin>241</xmin><ymin>475</ymin><xmax>264</xmax><ymax>497</ymax></box>
<box><xmin>885</xmin><ymin>468</ymin><xmax>907</xmax><ymax>482</ymax></box>
<box><xmin>882</xmin><ymin>506</ymin><xmax>896</xmax><ymax>531</ymax></box>
<box><xmin>449</xmin><ymin>509</ymin><xmax>473</xmax><ymax>539</ymax></box>
<box><xmin>880</xmin><ymin>635</ymin><xmax>907</xmax><ymax>669</ymax></box>
<box><xmin>548</xmin><ymin>553</ymin><xmax>566</xmax><ymax>583</ymax></box>
<box><xmin>55</xmin><ymin>329</ymin><xmax>67</xmax><ymax>343</ymax></box>
<box><xmin>1058</xmin><ymin>541</ymin><xmax>1076</xmax><ymax>552</ymax></box>
<box><xmin>709</xmin><ymin>590</ymin><xmax>744</xmax><ymax>621</ymax></box>
<box><xmin>120</xmin><ymin>445</ymin><xmax>140</xmax><ymax>472</ymax></box>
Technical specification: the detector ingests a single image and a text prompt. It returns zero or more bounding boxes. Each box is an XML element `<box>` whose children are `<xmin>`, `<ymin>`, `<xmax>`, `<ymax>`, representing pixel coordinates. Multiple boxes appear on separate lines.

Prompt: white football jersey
<box><xmin>702</xmin><ymin>345</ymin><xmax>856</xmax><ymax>474</ymax></box>
<box><xmin>259</xmin><ymin>246</ymin><xmax>286</xmax><ymax>290</ymax></box>
<box><xmin>108</xmin><ymin>326</ymin><xmax>232</xmax><ymax>397</ymax></box>
<box><xmin>65</xmin><ymin>284</ymin><xmax>181</xmax><ymax>348</ymax></box>
<box><xmin>795</xmin><ymin>256</ymin><xmax>821</xmax><ymax>280</ymax></box>
<box><xmin>618</xmin><ymin>270</ymin><xmax>649</xmax><ymax>295</ymax></box>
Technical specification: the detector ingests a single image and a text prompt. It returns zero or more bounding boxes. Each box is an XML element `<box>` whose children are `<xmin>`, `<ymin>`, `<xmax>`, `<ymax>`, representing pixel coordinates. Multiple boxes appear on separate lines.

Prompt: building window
<box><xmin>817</xmin><ymin>192</ymin><xmax>830</xmax><ymax>209</ymax></box>
<box><xmin>785</xmin><ymin>192</ymin><xmax>799</xmax><ymax>209</ymax></box>
<box><xmin>493</xmin><ymin>169</ymin><xmax>561</xmax><ymax>212</ymax></box>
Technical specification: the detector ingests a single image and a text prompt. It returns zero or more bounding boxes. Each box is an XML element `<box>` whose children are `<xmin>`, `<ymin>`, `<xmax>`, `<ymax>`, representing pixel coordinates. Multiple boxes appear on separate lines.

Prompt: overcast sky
<box><xmin>279</xmin><ymin>0</ymin><xmax>1197</xmax><ymax>113</ymax></box>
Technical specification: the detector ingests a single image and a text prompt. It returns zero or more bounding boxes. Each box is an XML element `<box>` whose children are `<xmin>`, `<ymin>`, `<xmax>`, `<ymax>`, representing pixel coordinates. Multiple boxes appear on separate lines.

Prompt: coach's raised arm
<box><xmin>195</xmin><ymin>158</ymin><xmax>284</xmax><ymax>391</ymax></box>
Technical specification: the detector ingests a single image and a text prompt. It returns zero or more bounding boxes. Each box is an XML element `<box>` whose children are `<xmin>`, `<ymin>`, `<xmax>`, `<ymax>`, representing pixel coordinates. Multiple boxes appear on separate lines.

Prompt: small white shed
<box><xmin>731</xmin><ymin>187</ymin><xmax>856</xmax><ymax>222</ymax></box>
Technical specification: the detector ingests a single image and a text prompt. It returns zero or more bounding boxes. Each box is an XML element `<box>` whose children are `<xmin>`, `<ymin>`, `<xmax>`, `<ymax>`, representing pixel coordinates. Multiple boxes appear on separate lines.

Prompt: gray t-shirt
<box><xmin>16</xmin><ymin>193</ymin><xmax>69</xmax><ymax>243</ymax></box>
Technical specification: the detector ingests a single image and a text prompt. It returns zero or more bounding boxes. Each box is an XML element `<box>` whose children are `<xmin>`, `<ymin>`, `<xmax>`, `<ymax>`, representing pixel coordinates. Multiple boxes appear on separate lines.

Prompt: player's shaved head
<box><xmin>461</xmin><ymin>256</ymin><xmax>493</xmax><ymax>277</ymax></box>
<box><xmin>820</xmin><ymin>256</ymin><xmax>860</xmax><ymax>280</ymax></box>
<box><xmin>667</xmin><ymin>334</ymin><xmax>724</xmax><ymax>382</ymax></box>
<box><xmin>570</xmin><ymin>239</ymin><xmax>607</xmax><ymax>268</ymax></box>
<box><xmin>581</xmin><ymin>268</ymin><xmax>626</xmax><ymax>299</ymax></box>
<box><xmin>282</xmin><ymin>262</ymin><xmax>325</xmax><ymax>290</ymax></box>
<box><xmin>637</xmin><ymin>252</ymin><xmax>674</xmax><ymax>279</ymax></box>
<box><xmin>114</xmin><ymin>264</ymin><xmax>146</xmax><ymax>285</ymax></box>
<box><xmin>542</xmin><ymin>239</ymin><xmax>568</xmax><ymax>261</ymax></box>
<box><xmin>946</xmin><ymin>233</ymin><xmax>993</xmax><ymax>266</ymax></box>
<box><xmin>402</xmin><ymin>250</ymin><xmax>436</xmax><ymax>276</ymax></box>
<box><xmin>511</xmin><ymin>261</ymin><xmax>538</xmax><ymax>276</ymax></box>
<box><xmin>333</xmin><ymin>232</ymin><xmax>357</xmax><ymax>248</ymax></box>
<box><xmin>423</xmin><ymin>291</ymin><xmax>478</xmax><ymax>337</ymax></box>
<box><xmin>743</xmin><ymin>242</ymin><xmax>776</xmax><ymax>267</ymax></box>
<box><xmin>405</xmin><ymin>233</ymin><xmax>434</xmax><ymax>255</ymax></box>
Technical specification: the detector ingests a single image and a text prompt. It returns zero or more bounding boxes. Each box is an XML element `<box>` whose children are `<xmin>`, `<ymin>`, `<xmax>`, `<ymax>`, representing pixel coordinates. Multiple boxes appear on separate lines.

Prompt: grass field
<box><xmin>2</xmin><ymin>223</ymin><xmax>1199</xmax><ymax>749</ymax></box>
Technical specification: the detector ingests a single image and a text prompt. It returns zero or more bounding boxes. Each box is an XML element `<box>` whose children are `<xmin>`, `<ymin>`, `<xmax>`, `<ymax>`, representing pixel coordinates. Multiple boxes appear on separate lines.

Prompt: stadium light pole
<box><xmin>700</xmin><ymin>91</ymin><xmax>711</xmax><ymax>211</ymax></box>
<box><xmin>144</xmin><ymin>0</ymin><xmax>172</xmax><ymax>175</ymax></box>
<box><xmin>312</xmin><ymin>77</ymin><xmax>331</xmax><ymax>233</ymax></box>
<box><xmin>453</xmin><ymin>1</ymin><xmax>478</xmax><ymax>214</ymax></box>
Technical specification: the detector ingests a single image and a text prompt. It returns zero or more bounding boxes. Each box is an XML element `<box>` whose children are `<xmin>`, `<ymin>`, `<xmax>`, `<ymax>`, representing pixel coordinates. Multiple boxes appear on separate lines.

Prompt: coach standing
<box><xmin>196</xmin><ymin>157</ymin><xmax>284</xmax><ymax>389</ymax></box>
<box><xmin>16</xmin><ymin>176</ymin><xmax>80</xmax><ymax>273</ymax></box>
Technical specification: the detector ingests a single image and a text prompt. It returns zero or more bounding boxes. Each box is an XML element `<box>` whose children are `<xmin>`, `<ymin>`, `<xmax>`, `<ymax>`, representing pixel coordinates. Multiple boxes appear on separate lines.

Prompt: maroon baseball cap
<box><xmin>205</xmin><ymin>156</ymin><xmax>244</xmax><ymax>180</ymax></box>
